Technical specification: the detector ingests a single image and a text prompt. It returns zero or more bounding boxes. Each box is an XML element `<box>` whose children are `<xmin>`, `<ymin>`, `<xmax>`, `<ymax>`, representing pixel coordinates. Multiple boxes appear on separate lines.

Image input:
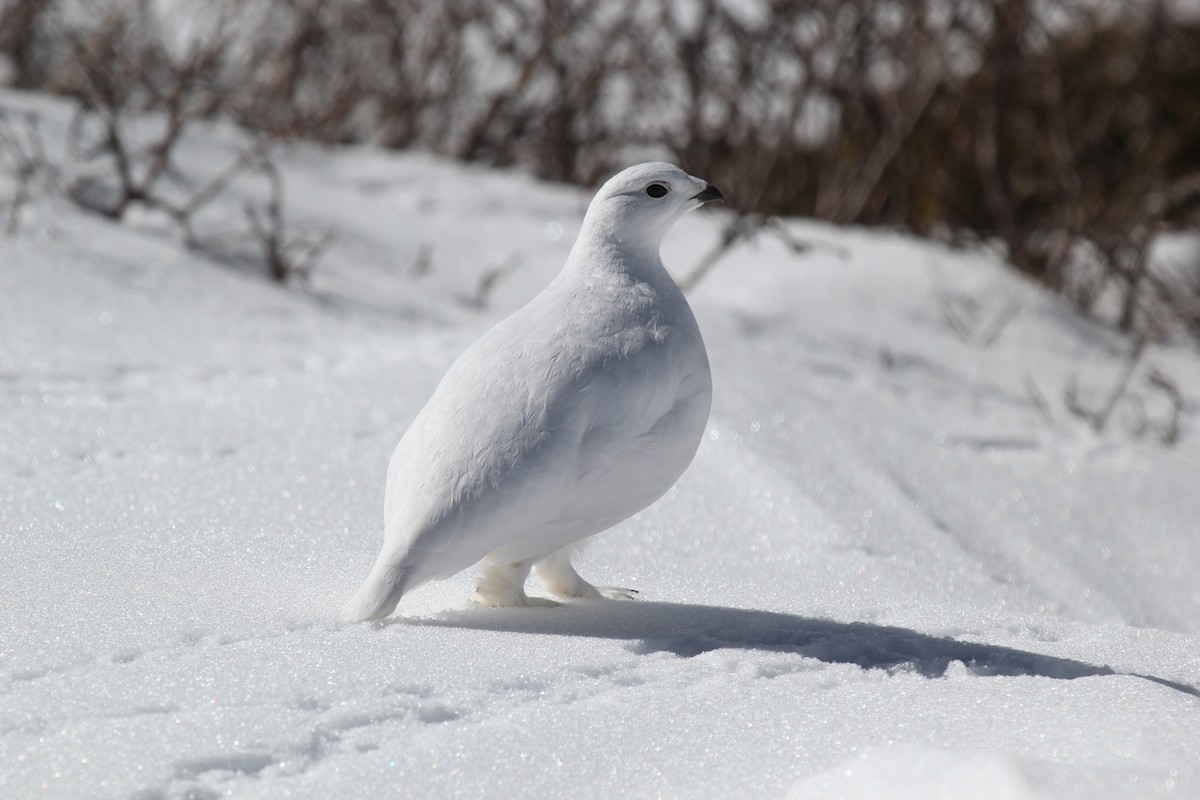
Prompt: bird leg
<box><xmin>473</xmin><ymin>559</ymin><xmax>560</xmax><ymax>607</ymax></box>
<box><xmin>534</xmin><ymin>549</ymin><xmax>638</xmax><ymax>600</ymax></box>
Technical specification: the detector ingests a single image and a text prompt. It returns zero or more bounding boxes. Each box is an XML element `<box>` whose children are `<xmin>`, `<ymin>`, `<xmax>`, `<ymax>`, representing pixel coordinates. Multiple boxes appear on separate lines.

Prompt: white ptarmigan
<box><xmin>342</xmin><ymin>163</ymin><xmax>721</xmax><ymax>622</ymax></box>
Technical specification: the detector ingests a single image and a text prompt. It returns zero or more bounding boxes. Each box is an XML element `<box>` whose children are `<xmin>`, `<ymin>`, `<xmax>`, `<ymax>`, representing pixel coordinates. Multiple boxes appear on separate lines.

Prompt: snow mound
<box><xmin>2</xmin><ymin>89</ymin><xmax>1198</xmax><ymax>799</ymax></box>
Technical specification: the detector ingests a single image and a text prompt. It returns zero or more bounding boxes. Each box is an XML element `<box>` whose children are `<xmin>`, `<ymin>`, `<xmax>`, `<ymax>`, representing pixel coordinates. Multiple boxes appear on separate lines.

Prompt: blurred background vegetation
<box><xmin>2</xmin><ymin>0</ymin><xmax>1198</xmax><ymax>335</ymax></box>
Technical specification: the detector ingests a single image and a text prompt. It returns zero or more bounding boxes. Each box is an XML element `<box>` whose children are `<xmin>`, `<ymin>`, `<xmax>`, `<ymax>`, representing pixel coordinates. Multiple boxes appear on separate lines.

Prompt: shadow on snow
<box><xmin>405</xmin><ymin>599</ymin><xmax>1199</xmax><ymax>699</ymax></box>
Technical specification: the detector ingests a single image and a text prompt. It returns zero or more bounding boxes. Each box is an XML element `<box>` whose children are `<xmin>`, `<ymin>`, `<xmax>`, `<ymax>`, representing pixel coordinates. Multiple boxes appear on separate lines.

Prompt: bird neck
<box><xmin>567</xmin><ymin>216</ymin><xmax>665</xmax><ymax>282</ymax></box>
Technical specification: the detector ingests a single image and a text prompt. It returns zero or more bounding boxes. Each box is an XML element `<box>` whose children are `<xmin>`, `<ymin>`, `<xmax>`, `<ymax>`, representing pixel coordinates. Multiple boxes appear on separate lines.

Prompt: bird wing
<box><xmin>378</xmin><ymin>287</ymin><xmax>707</xmax><ymax>585</ymax></box>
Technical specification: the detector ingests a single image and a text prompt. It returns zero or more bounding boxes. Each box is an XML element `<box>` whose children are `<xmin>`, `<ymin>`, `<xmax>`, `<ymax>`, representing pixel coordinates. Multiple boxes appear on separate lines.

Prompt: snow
<box><xmin>2</xmin><ymin>89</ymin><xmax>1199</xmax><ymax>799</ymax></box>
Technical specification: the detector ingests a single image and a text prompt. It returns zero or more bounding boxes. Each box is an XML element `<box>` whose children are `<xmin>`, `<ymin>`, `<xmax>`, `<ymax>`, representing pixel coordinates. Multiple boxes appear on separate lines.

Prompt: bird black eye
<box><xmin>645</xmin><ymin>183</ymin><xmax>668</xmax><ymax>198</ymax></box>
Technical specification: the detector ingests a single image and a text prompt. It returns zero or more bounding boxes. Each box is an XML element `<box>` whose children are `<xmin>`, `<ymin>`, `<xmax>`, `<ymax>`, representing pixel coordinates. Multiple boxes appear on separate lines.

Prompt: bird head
<box><xmin>581</xmin><ymin>162</ymin><xmax>723</xmax><ymax>249</ymax></box>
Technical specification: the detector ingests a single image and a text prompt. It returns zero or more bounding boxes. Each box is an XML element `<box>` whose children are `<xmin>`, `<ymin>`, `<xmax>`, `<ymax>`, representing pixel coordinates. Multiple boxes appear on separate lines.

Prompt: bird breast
<box><xmin>382</xmin><ymin>269</ymin><xmax>711</xmax><ymax>570</ymax></box>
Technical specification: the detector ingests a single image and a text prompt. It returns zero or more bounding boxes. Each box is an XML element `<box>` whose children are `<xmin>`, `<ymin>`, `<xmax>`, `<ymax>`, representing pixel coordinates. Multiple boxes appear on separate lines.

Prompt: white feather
<box><xmin>342</xmin><ymin>162</ymin><xmax>718</xmax><ymax>621</ymax></box>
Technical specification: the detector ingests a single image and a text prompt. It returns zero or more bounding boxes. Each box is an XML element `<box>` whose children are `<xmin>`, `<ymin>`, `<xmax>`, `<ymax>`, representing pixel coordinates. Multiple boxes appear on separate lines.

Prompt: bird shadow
<box><xmin>405</xmin><ymin>599</ymin><xmax>1199</xmax><ymax>699</ymax></box>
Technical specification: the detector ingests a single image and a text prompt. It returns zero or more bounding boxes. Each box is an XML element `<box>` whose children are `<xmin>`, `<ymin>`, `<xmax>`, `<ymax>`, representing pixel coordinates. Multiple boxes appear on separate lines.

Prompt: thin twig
<box><xmin>1146</xmin><ymin>369</ymin><xmax>1184</xmax><ymax>445</ymax></box>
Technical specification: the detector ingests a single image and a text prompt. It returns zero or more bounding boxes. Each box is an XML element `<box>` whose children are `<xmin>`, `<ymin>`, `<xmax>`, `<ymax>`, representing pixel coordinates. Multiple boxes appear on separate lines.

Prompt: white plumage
<box><xmin>342</xmin><ymin>163</ymin><xmax>720</xmax><ymax>622</ymax></box>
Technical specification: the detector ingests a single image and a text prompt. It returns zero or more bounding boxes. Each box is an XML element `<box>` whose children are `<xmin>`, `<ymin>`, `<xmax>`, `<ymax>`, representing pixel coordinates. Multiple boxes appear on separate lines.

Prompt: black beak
<box><xmin>691</xmin><ymin>183</ymin><xmax>723</xmax><ymax>203</ymax></box>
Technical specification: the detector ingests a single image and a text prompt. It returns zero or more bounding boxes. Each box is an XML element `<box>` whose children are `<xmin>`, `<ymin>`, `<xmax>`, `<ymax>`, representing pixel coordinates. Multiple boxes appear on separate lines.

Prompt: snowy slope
<box><xmin>2</xmin><ymin>90</ymin><xmax>1198</xmax><ymax>799</ymax></box>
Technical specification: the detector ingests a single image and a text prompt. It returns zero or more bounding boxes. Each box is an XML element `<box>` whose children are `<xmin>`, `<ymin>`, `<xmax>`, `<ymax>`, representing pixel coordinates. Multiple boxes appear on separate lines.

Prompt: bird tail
<box><xmin>341</xmin><ymin>563</ymin><xmax>407</xmax><ymax>623</ymax></box>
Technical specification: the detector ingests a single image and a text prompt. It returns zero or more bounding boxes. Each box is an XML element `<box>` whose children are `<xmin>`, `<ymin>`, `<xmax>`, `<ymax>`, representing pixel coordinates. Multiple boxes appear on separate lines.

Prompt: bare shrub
<box><xmin>185</xmin><ymin>154</ymin><xmax>333</xmax><ymax>285</ymax></box>
<box><xmin>1032</xmin><ymin>330</ymin><xmax>1187</xmax><ymax>444</ymax></box>
<box><xmin>0</xmin><ymin>0</ymin><xmax>55</xmax><ymax>88</ymax></box>
<box><xmin>0</xmin><ymin>0</ymin><xmax>328</xmax><ymax>282</ymax></box>
<box><xmin>940</xmin><ymin>292</ymin><xmax>1022</xmax><ymax>347</ymax></box>
<box><xmin>0</xmin><ymin>108</ymin><xmax>56</xmax><ymax>235</ymax></box>
<box><xmin>904</xmin><ymin>1</ymin><xmax>1200</xmax><ymax>337</ymax></box>
<box><xmin>57</xmin><ymin>2</ymin><xmax>231</xmax><ymax>220</ymax></box>
<box><xmin>3</xmin><ymin>0</ymin><xmax>1198</xmax><ymax>318</ymax></box>
<box><xmin>466</xmin><ymin>253</ymin><xmax>522</xmax><ymax>310</ymax></box>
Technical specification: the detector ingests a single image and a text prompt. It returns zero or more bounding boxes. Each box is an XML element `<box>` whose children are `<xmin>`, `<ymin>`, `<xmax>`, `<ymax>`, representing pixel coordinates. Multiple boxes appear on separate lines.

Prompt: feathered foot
<box><xmin>534</xmin><ymin>549</ymin><xmax>638</xmax><ymax>600</ymax></box>
<box><xmin>473</xmin><ymin>559</ymin><xmax>562</xmax><ymax>607</ymax></box>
